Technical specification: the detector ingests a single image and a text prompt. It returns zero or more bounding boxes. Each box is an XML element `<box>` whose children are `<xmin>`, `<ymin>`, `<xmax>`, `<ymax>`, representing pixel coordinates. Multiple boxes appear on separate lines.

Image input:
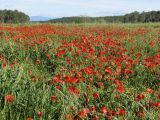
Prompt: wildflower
<box><xmin>65</xmin><ymin>114</ymin><xmax>73</xmax><ymax>120</ymax></box>
<box><xmin>5</xmin><ymin>94</ymin><xmax>14</xmax><ymax>103</ymax></box>
<box><xmin>26</xmin><ymin>117</ymin><xmax>33</xmax><ymax>120</ymax></box>
<box><xmin>136</xmin><ymin>111</ymin><xmax>145</xmax><ymax>118</ymax></box>
<box><xmin>93</xmin><ymin>92</ymin><xmax>99</xmax><ymax>99</ymax></box>
<box><xmin>105</xmin><ymin>67</ymin><xmax>112</xmax><ymax>75</ymax></box>
<box><xmin>100</xmin><ymin>105</ymin><xmax>108</xmax><ymax>114</ymax></box>
<box><xmin>98</xmin><ymin>82</ymin><xmax>104</xmax><ymax>89</ymax></box>
<box><xmin>56</xmin><ymin>49</ymin><xmax>65</xmax><ymax>57</ymax></box>
<box><xmin>157</xmin><ymin>95</ymin><xmax>160</xmax><ymax>100</ymax></box>
<box><xmin>86</xmin><ymin>85</ymin><xmax>91</xmax><ymax>91</ymax></box>
<box><xmin>36</xmin><ymin>111</ymin><xmax>43</xmax><ymax>117</ymax></box>
<box><xmin>78</xmin><ymin>108</ymin><xmax>89</xmax><ymax>118</ymax></box>
<box><xmin>55</xmin><ymin>86</ymin><xmax>62</xmax><ymax>91</ymax></box>
<box><xmin>2</xmin><ymin>61</ymin><xmax>7</xmax><ymax>69</ymax></box>
<box><xmin>117</xmin><ymin>108</ymin><xmax>126</xmax><ymax>116</ymax></box>
<box><xmin>89</xmin><ymin>106</ymin><xmax>96</xmax><ymax>112</ymax></box>
<box><xmin>123</xmin><ymin>68</ymin><xmax>134</xmax><ymax>75</ymax></box>
<box><xmin>52</xmin><ymin>74</ymin><xmax>64</xmax><ymax>84</ymax></box>
<box><xmin>83</xmin><ymin>92</ymin><xmax>87</xmax><ymax>98</ymax></box>
<box><xmin>111</xmin><ymin>110</ymin><xmax>117</xmax><ymax>116</ymax></box>
<box><xmin>46</xmin><ymin>54</ymin><xmax>51</xmax><ymax>59</ymax></box>
<box><xmin>114</xmin><ymin>79</ymin><xmax>124</xmax><ymax>93</ymax></box>
<box><xmin>92</xmin><ymin>115</ymin><xmax>99</xmax><ymax>120</ymax></box>
<box><xmin>65</xmin><ymin>76</ymin><xmax>78</xmax><ymax>84</ymax></box>
<box><xmin>68</xmin><ymin>86</ymin><xmax>80</xmax><ymax>94</ymax></box>
<box><xmin>146</xmin><ymin>88</ymin><xmax>154</xmax><ymax>93</ymax></box>
<box><xmin>149</xmin><ymin>101</ymin><xmax>160</xmax><ymax>108</ymax></box>
<box><xmin>83</xmin><ymin>67</ymin><xmax>94</xmax><ymax>76</ymax></box>
<box><xmin>107</xmin><ymin>116</ymin><xmax>113</xmax><ymax>120</ymax></box>
<box><xmin>135</xmin><ymin>93</ymin><xmax>145</xmax><ymax>101</ymax></box>
<box><xmin>35</xmin><ymin>59</ymin><xmax>40</xmax><ymax>65</ymax></box>
<box><xmin>51</xmin><ymin>95</ymin><xmax>58</xmax><ymax>101</ymax></box>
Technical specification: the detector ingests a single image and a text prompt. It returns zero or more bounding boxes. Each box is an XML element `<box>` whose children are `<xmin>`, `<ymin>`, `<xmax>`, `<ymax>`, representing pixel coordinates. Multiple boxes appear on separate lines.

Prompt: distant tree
<box><xmin>156</xmin><ymin>11</ymin><xmax>160</xmax><ymax>21</ymax></box>
<box><xmin>138</xmin><ymin>12</ymin><xmax>146</xmax><ymax>23</ymax></box>
<box><xmin>0</xmin><ymin>10</ymin><xmax>4</xmax><ymax>22</ymax></box>
<box><xmin>0</xmin><ymin>9</ymin><xmax>29</xmax><ymax>23</ymax></box>
<box><xmin>123</xmin><ymin>14</ymin><xmax>130</xmax><ymax>23</ymax></box>
<box><xmin>130</xmin><ymin>11</ymin><xmax>139</xmax><ymax>23</ymax></box>
<box><xmin>150</xmin><ymin>11</ymin><xmax>157</xmax><ymax>22</ymax></box>
<box><xmin>48</xmin><ymin>10</ymin><xmax>160</xmax><ymax>23</ymax></box>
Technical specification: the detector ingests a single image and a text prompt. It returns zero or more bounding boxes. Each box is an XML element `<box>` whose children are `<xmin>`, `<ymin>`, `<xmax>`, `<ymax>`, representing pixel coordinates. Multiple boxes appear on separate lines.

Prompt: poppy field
<box><xmin>0</xmin><ymin>23</ymin><xmax>160</xmax><ymax>120</ymax></box>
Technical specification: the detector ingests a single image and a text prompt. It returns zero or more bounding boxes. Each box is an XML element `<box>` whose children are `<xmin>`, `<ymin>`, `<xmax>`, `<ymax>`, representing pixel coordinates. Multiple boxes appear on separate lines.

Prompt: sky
<box><xmin>0</xmin><ymin>0</ymin><xmax>160</xmax><ymax>18</ymax></box>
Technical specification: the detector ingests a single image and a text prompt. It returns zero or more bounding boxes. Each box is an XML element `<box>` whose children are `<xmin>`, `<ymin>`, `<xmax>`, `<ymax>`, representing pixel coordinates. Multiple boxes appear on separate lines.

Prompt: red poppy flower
<box><xmin>89</xmin><ymin>106</ymin><xmax>96</xmax><ymax>112</ymax></box>
<box><xmin>2</xmin><ymin>61</ymin><xmax>7</xmax><ymax>69</ymax></box>
<box><xmin>78</xmin><ymin>108</ymin><xmax>89</xmax><ymax>118</ymax></box>
<box><xmin>83</xmin><ymin>92</ymin><xmax>87</xmax><ymax>98</ymax></box>
<box><xmin>92</xmin><ymin>115</ymin><xmax>99</xmax><ymax>120</ymax></box>
<box><xmin>105</xmin><ymin>67</ymin><xmax>112</xmax><ymax>75</ymax></box>
<box><xmin>26</xmin><ymin>117</ymin><xmax>33</xmax><ymax>120</ymax></box>
<box><xmin>114</xmin><ymin>79</ymin><xmax>124</xmax><ymax>93</ymax></box>
<box><xmin>149</xmin><ymin>101</ymin><xmax>160</xmax><ymax>108</ymax></box>
<box><xmin>65</xmin><ymin>114</ymin><xmax>73</xmax><ymax>120</ymax></box>
<box><xmin>136</xmin><ymin>111</ymin><xmax>145</xmax><ymax>118</ymax></box>
<box><xmin>68</xmin><ymin>86</ymin><xmax>80</xmax><ymax>94</ymax></box>
<box><xmin>83</xmin><ymin>67</ymin><xmax>94</xmax><ymax>76</ymax></box>
<box><xmin>46</xmin><ymin>54</ymin><xmax>51</xmax><ymax>59</ymax></box>
<box><xmin>107</xmin><ymin>116</ymin><xmax>113</xmax><ymax>120</ymax></box>
<box><xmin>51</xmin><ymin>95</ymin><xmax>58</xmax><ymax>101</ymax></box>
<box><xmin>55</xmin><ymin>86</ymin><xmax>62</xmax><ymax>91</ymax></box>
<box><xmin>52</xmin><ymin>75</ymin><xmax>64</xmax><ymax>84</ymax></box>
<box><xmin>5</xmin><ymin>94</ymin><xmax>14</xmax><ymax>103</ymax></box>
<box><xmin>100</xmin><ymin>105</ymin><xmax>108</xmax><ymax>114</ymax></box>
<box><xmin>98</xmin><ymin>82</ymin><xmax>104</xmax><ymax>89</ymax></box>
<box><xmin>136</xmin><ymin>93</ymin><xmax>145</xmax><ymax>101</ymax></box>
<box><xmin>35</xmin><ymin>59</ymin><xmax>40</xmax><ymax>65</ymax></box>
<box><xmin>146</xmin><ymin>88</ymin><xmax>154</xmax><ymax>93</ymax></box>
<box><xmin>117</xmin><ymin>108</ymin><xmax>126</xmax><ymax>116</ymax></box>
<box><xmin>65</xmin><ymin>76</ymin><xmax>78</xmax><ymax>84</ymax></box>
<box><xmin>93</xmin><ymin>92</ymin><xmax>99</xmax><ymax>99</ymax></box>
<box><xmin>36</xmin><ymin>111</ymin><xmax>43</xmax><ymax>117</ymax></box>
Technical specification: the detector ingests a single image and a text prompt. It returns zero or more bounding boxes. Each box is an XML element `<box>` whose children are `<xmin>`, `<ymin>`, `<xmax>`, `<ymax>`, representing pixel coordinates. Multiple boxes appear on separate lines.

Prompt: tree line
<box><xmin>0</xmin><ymin>10</ymin><xmax>160</xmax><ymax>23</ymax></box>
<box><xmin>49</xmin><ymin>11</ymin><xmax>160</xmax><ymax>23</ymax></box>
<box><xmin>0</xmin><ymin>9</ymin><xmax>30</xmax><ymax>23</ymax></box>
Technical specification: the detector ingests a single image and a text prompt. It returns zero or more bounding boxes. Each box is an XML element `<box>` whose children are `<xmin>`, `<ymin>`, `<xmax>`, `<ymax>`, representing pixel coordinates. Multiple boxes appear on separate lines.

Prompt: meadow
<box><xmin>0</xmin><ymin>23</ymin><xmax>159</xmax><ymax>120</ymax></box>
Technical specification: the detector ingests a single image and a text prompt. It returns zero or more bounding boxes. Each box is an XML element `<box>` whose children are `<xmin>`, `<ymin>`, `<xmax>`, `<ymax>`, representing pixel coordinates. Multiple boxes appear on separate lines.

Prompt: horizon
<box><xmin>0</xmin><ymin>0</ymin><xmax>160</xmax><ymax>18</ymax></box>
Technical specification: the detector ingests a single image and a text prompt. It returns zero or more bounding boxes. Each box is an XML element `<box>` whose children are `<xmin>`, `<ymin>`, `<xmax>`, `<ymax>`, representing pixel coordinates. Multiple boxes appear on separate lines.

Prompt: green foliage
<box><xmin>48</xmin><ymin>10</ymin><xmax>160</xmax><ymax>23</ymax></box>
<box><xmin>0</xmin><ymin>9</ymin><xmax>29</xmax><ymax>23</ymax></box>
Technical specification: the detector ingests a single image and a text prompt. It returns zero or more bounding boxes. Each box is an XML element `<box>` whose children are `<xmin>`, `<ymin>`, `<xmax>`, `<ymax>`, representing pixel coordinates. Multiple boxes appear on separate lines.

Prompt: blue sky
<box><xmin>0</xmin><ymin>0</ymin><xmax>159</xmax><ymax>18</ymax></box>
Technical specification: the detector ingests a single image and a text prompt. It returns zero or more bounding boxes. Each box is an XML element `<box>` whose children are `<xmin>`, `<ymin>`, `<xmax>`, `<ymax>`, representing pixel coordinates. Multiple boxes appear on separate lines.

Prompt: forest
<box><xmin>49</xmin><ymin>11</ymin><xmax>160</xmax><ymax>23</ymax></box>
<box><xmin>0</xmin><ymin>9</ymin><xmax>29</xmax><ymax>23</ymax></box>
<box><xmin>0</xmin><ymin>10</ymin><xmax>160</xmax><ymax>23</ymax></box>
